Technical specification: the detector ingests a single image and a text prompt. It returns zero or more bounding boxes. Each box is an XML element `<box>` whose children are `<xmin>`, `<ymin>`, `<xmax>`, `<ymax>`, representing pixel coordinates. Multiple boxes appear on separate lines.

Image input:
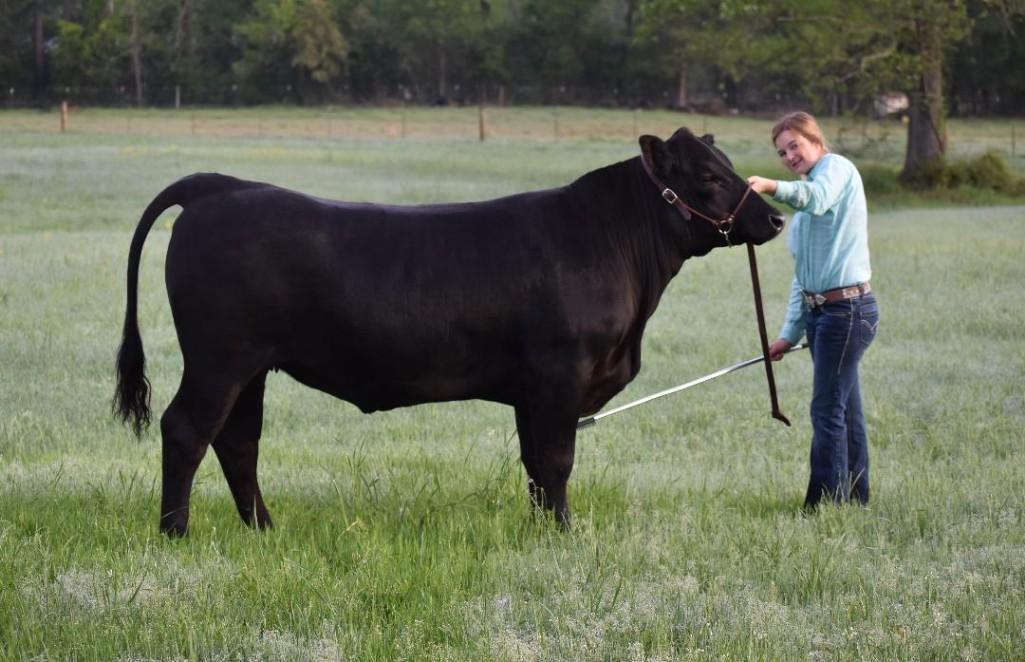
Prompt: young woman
<box><xmin>746</xmin><ymin>112</ymin><xmax>879</xmax><ymax>509</ymax></box>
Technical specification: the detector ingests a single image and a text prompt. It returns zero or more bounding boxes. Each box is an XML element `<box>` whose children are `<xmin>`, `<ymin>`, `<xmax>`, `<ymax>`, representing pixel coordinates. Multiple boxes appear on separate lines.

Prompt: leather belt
<box><xmin>803</xmin><ymin>282</ymin><xmax>871</xmax><ymax>308</ymax></box>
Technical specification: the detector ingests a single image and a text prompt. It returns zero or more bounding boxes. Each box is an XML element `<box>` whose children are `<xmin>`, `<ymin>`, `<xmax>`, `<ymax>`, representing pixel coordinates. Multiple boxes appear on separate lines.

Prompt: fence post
<box><xmin>175</xmin><ymin>85</ymin><xmax>181</xmax><ymax>110</ymax></box>
<box><xmin>60</xmin><ymin>100</ymin><xmax>68</xmax><ymax>133</ymax></box>
<box><xmin>478</xmin><ymin>102</ymin><xmax>486</xmax><ymax>142</ymax></box>
<box><xmin>401</xmin><ymin>104</ymin><xmax>407</xmax><ymax>139</ymax></box>
<box><xmin>553</xmin><ymin>107</ymin><xmax>559</xmax><ymax>141</ymax></box>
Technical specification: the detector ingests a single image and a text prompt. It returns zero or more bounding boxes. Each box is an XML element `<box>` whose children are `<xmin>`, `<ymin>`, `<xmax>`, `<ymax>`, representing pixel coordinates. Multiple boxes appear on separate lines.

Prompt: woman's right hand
<box><xmin>768</xmin><ymin>338</ymin><xmax>793</xmax><ymax>361</ymax></box>
<box><xmin>746</xmin><ymin>176</ymin><xmax>777</xmax><ymax>195</ymax></box>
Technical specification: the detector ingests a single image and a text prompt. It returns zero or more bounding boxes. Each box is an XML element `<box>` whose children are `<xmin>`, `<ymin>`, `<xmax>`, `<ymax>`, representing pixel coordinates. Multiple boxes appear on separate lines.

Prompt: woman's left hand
<box><xmin>768</xmin><ymin>338</ymin><xmax>793</xmax><ymax>361</ymax></box>
<box><xmin>746</xmin><ymin>176</ymin><xmax>777</xmax><ymax>195</ymax></box>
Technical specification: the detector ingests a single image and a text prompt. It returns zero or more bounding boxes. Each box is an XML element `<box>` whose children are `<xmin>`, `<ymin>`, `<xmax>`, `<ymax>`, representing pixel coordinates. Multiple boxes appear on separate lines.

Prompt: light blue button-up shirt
<box><xmin>772</xmin><ymin>153</ymin><xmax>872</xmax><ymax>344</ymax></box>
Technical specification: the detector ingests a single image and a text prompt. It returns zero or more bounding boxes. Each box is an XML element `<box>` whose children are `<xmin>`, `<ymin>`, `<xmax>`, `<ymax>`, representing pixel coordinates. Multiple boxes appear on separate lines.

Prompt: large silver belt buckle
<box><xmin>804</xmin><ymin>292</ymin><xmax>827</xmax><ymax>308</ymax></box>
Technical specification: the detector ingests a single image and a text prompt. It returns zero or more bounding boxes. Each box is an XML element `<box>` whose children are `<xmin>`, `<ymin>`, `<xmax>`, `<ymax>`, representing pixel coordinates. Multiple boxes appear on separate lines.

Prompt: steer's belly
<box><xmin>274</xmin><ymin>341</ymin><xmax>517</xmax><ymax>414</ymax></box>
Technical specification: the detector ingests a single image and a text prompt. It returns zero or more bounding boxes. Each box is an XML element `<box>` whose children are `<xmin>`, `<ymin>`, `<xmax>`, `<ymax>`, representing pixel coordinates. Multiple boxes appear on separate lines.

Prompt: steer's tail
<box><xmin>114</xmin><ymin>173</ymin><xmax>258</xmax><ymax>436</ymax></box>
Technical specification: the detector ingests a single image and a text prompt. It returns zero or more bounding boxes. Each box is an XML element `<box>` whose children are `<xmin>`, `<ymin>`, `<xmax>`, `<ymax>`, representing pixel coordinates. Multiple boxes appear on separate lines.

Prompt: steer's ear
<box><xmin>700</xmin><ymin>133</ymin><xmax>715</xmax><ymax>146</ymax></box>
<box><xmin>639</xmin><ymin>135</ymin><xmax>676</xmax><ymax>178</ymax></box>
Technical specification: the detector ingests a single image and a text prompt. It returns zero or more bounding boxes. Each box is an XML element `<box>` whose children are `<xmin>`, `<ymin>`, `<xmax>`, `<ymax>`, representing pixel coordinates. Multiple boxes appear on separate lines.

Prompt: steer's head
<box><xmin>639</xmin><ymin>128</ymin><xmax>785</xmax><ymax>249</ymax></box>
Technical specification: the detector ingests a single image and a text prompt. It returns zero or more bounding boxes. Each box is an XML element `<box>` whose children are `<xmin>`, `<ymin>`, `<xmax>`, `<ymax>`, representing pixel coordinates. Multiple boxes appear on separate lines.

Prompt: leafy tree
<box><xmin>0</xmin><ymin>0</ymin><xmax>72</xmax><ymax>101</ymax></box>
<box><xmin>0</xmin><ymin>0</ymin><xmax>44</xmax><ymax>98</ymax></box>
<box><xmin>505</xmin><ymin>0</ymin><xmax>603</xmax><ymax>101</ymax></box>
<box><xmin>170</xmin><ymin>0</ymin><xmax>253</xmax><ymax>104</ymax></box>
<box><xmin>760</xmin><ymin>0</ymin><xmax>1022</xmax><ymax>183</ymax></box>
<box><xmin>889</xmin><ymin>1</ymin><xmax>970</xmax><ymax>183</ymax></box>
<box><xmin>4</xmin><ymin>0</ymin><xmax>1024</xmax><ymax>125</ymax></box>
<box><xmin>234</xmin><ymin>0</ymin><xmax>348</xmax><ymax>103</ymax></box>
<box><xmin>709</xmin><ymin>0</ymin><xmax>968</xmax><ymax>183</ymax></box>
<box><xmin>376</xmin><ymin>0</ymin><xmax>505</xmax><ymax>102</ymax></box>
<box><xmin>50</xmin><ymin>0</ymin><xmax>133</xmax><ymax>103</ymax></box>
<box><xmin>635</xmin><ymin>0</ymin><xmax>771</xmax><ymax>109</ymax></box>
<box><xmin>950</xmin><ymin>0</ymin><xmax>1025</xmax><ymax>114</ymax></box>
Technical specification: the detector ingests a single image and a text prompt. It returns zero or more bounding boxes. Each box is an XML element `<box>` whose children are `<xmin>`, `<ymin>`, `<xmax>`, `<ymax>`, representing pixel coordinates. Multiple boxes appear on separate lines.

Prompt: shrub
<box><xmin>958</xmin><ymin>151</ymin><xmax>1016</xmax><ymax>192</ymax></box>
<box><xmin>898</xmin><ymin>157</ymin><xmax>948</xmax><ymax>189</ymax></box>
<box><xmin>859</xmin><ymin>165</ymin><xmax>902</xmax><ymax>196</ymax></box>
<box><xmin>898</xmin><ymin>151</ymin><xmax>1024</xmax><ymax>193</ymax></box>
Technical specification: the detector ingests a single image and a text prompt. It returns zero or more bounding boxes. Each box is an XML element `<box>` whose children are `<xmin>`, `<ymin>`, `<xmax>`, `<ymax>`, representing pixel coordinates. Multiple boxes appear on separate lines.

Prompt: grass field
<box><xmin>1</xmin><ymin>108</ymin><xmax>1024</xmax><ymax>660</ymax></box>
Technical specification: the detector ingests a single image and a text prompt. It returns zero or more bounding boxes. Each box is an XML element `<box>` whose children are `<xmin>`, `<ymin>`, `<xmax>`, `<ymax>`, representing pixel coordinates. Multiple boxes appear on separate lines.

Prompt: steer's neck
<box><xmin>566</xmin><ymin>157</ymin><xmax>693</xmax><ymax>308</ymax></box>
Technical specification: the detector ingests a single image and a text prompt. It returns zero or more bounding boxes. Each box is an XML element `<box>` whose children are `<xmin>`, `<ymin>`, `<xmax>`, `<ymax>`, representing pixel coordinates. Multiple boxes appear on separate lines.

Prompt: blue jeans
<box><xmin>804</xmin><ymin>292</ymin><xmax>879</xmax><ymax>507</ymax></box>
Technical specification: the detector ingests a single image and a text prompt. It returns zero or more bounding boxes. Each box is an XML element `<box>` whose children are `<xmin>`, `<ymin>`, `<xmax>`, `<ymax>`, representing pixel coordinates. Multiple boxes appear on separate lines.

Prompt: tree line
<box><xmin>3</xmin><ymin>0</ymin><xmax>1024</xmax><ymax>180</ymax></box>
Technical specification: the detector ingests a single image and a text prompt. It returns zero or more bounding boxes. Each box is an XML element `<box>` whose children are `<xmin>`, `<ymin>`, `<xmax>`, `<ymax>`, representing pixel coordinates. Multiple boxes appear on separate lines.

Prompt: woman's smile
<box><xmin>775</xmin><ymin>128</ymin><xmax>826</xmax><ymax>175</ymax></box>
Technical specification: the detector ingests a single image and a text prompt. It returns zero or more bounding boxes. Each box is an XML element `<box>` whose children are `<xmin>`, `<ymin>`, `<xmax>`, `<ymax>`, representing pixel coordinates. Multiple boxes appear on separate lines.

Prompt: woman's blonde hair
<box><xmin>771</xmin><ymin>111</ymin><xmax>829</xmax><ymax>151</ymax></box>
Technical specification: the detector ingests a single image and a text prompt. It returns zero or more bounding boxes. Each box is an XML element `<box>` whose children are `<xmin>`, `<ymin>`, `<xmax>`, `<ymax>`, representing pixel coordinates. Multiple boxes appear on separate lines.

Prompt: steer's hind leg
<box><xmin>159</xmin><ymin>371</ymin><xmax>242</xmax><ymax>537</ymax></box>
<box><xmin>516</xmin><ymin>394</ymin><xmax>581</xmax><ymax>529</ymax></box>
<box><xmin>212</xmin><ymin>371</ymin><xmax>272</xmax><ymax>530</ymax></box>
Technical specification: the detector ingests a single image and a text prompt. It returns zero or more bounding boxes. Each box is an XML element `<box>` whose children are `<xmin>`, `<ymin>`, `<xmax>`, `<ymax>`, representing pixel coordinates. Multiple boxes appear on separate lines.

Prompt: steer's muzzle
<box><xmin>769</xmin><ymin>214</ymin><xmax>785</xmax><ymax>233</ymax></box>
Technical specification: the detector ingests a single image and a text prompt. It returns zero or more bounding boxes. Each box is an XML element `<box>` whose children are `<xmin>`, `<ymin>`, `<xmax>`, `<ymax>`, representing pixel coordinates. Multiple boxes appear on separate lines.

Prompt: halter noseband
<box><xmin>640</xmin><ymin>153</ymin><xmax>754</xmax><ymax>246</ymax></box>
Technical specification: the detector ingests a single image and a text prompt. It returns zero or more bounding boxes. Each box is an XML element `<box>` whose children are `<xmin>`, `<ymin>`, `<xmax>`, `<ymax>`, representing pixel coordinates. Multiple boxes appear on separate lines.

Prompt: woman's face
<box><xmin>774</xmin><ymin>129</ymin><xmax>826</xmax><ymax>176</ymax></box>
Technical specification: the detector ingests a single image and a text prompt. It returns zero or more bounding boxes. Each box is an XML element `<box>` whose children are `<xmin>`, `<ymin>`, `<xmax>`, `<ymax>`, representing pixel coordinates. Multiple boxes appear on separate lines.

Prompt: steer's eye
<box><xmin>700</xmin><ymin>173</ymin><xmax>720</xmax><ymax>186</ymax></box>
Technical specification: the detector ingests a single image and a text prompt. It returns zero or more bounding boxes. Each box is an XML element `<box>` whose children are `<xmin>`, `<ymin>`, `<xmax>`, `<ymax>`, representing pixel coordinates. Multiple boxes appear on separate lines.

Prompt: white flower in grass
<box><xmin>55</xmin><ymin>570</ymin><xmax>102</xmax><ymax>609</ymax></box>
<box><xmin>255</xmin><ymin>629</ymin><xmax>343</xmax><ymax>661</ymax></box>
<box><xmin>53</xmin><ymin>568</ymin><xmax>161</xmax><ymax>610</ymax></box>
<box><xmin>490</xmin><ymin>627</ymin><xmax>542</xmax><ymax>662</ymax></box>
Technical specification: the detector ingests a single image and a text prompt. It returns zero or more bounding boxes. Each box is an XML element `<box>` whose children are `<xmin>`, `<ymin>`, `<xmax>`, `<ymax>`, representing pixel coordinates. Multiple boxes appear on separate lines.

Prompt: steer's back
<box><xmin>165</xmin><ymin>182</ymin><xmax>631</xmax><ymax>412</ymax></box>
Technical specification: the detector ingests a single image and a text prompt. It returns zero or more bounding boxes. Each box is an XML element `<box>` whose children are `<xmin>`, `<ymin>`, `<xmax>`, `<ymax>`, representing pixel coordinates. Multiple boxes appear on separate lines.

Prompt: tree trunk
<box><xmin>174</xmin><ymin>0</ymin><xmax>191</xmax><ymax>55</ymax></box>
<box><xmin>130</xmin><ymin>0</ymin><xmax>144</xmax><ymax>106</ymax></box>
<box><xmin>33</xmin><ymin>1</ymin><xmax>45</xmax><ymax>99</ymax></box>
<box><xmin>675</xmin><ymin>63</ymin><xmax>688</xmax><ymax>109</ymax></box>
<box><xmin>438</xmin><ymin>48</ymin><xmax>448</xmax><ymax>100</ymax></box>
<box><xmin>901</xmin><ymin>19</ymin><xmax>946</xmax><ymax>182</ymax></box>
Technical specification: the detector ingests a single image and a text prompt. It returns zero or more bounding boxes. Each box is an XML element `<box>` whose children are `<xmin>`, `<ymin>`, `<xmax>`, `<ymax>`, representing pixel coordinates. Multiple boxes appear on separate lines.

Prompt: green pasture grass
<box><xmin>1</xmin><ymin>124</ymin><xmax>1024</xmax><ymax>660</ymax></box>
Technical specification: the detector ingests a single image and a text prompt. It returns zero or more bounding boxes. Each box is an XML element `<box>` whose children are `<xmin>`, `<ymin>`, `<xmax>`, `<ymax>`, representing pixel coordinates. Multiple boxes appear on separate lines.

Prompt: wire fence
<box><xmin>0</xmin><ymin>104</ymin><xmax>746</xmax><ymax>144</ymax></box>
<box><xmin>2</xmin><ymin>104</ymin><xmax>1023</xmax><ymax>170</ymax></box>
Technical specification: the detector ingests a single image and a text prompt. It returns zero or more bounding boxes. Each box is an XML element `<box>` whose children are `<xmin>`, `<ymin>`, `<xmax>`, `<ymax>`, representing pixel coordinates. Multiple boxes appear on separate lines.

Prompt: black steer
<box><xmin>114</xmin><ymin>128</ymin><xmax>784</xmax><ymax>536</ymax></box>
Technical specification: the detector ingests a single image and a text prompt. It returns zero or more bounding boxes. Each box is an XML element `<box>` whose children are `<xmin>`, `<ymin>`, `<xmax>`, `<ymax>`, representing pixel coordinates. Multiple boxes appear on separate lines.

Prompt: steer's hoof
<box><xmin>555</xmin><ymin>510</ymin><xmax>572</xmax><ymax>532</ymax></box>
<box><xmin>161</xmin><ymin>524</ymin><xmax>187</xmax><ymax>538</ymax></box>
<box><xmin>159</xmin><ymin>515</ymin><xmax>189</xmax><ymax>538</ymax></box>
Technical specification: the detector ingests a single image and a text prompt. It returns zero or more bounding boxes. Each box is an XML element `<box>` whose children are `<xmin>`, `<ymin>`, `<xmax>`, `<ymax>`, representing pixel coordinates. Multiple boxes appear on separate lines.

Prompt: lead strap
<box><xmin>747</xmin><ymin>242</ymin><xmax>791</xmax><ymax>427</ymax></box>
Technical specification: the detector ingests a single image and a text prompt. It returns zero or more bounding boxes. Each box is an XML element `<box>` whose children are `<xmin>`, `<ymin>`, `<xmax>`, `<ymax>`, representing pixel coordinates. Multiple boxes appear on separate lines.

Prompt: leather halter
<box><xmin>640</xmin><ymin>153</ymin><xmax>755</xmax><ymax>246</ymax></box>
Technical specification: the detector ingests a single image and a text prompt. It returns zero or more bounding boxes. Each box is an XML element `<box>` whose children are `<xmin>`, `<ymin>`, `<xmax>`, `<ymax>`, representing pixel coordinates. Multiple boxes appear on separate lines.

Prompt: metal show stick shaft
<box><xmin>576</xmin><ymin>343</ymin><xmax>807</xmax><ymax>429</ymax></box>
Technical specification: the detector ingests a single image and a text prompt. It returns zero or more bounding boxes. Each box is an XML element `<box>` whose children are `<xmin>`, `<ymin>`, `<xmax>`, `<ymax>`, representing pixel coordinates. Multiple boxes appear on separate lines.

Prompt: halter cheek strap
<box><xmin>640</xmin><ymin>154</ymin><xmax>754</xmax><ymax>246</ymax></box>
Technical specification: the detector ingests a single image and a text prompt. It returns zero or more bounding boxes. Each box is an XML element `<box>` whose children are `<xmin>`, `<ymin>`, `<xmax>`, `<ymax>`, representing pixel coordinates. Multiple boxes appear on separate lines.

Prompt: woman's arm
<box><xmin>779</xmin><ymin>276</ymin><xmax>806</xmax><ymax>346</ymax></box>
<box><xmin>771</xmin><ymin>155</ymin><xmax>852</xmax><ymax>215</ymax></box>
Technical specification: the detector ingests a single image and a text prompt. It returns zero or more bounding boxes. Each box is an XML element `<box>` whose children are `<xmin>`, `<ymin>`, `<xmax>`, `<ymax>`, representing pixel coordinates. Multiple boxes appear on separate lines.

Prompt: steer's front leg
<box><xmin>515</xmin><ymin>393</ymin><xmax>581</xmax><ymax>529</ymax></box>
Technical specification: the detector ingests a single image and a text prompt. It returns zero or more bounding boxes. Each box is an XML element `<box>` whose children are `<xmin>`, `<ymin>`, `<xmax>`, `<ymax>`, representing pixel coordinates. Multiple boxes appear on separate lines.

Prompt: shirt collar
<box><xmin>807</xmin><ymin>153</ymin><xmax>831</xmax><ymax>181</ymax></box>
